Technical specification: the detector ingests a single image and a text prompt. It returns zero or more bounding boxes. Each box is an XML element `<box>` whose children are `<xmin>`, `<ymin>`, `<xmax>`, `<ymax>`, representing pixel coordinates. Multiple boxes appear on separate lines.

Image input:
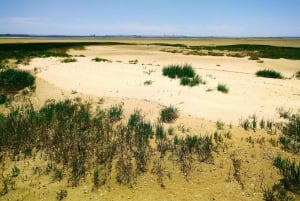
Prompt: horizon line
<box><xmin>1</xmin><ymin>34</ymin><xmax>300</xmax><ymax>39</ymax></box>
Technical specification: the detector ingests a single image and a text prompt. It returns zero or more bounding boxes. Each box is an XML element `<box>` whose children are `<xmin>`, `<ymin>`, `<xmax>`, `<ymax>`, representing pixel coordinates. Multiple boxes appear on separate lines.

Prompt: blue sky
<box><xmin>0</xmin><ymin>0</ymin><xmax>300</xmax><ymax>36</ymax></box>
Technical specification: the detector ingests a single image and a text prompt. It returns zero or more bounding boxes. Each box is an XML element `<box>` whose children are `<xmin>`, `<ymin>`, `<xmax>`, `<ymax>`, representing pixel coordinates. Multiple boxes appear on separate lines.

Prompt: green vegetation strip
<box><xmin>256</xmin><ymin>69</ymin><xmax>284</xmax><ymax>79</ymax></box>
<box><xmin>154</xmin><ymin>43</ymin><xmax>300</xmax><ymax>60</ymax></box>
<box><xmin>0</xmin><ymin>42</ymin><xmax>133</xmax><ymax>65</ymax></box>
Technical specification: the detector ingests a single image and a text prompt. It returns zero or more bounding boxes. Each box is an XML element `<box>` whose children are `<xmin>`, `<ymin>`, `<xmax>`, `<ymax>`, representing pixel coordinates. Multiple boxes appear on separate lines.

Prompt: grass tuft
<box><xmin>61</xmin><ymin>58</ymin><xmax>77</xmax><ymax>63</ymax></box>
<box><xmin>92</xmin><ymin>57</ymin><xmax>112</xmax><ymax>63</ymax></box>
<box><xmin>256</xmin><ymin>69</ymin><xmax>283</xmax><ymax>79</ymax></box>
<box><xmin>160</xmin><ymin>106</ymin><xmax>179</xmax><ymax>123</ymax></box>
<box><xmin>217</xmin><ymin>83</ymin><xmax>229</xmax><ymax>93</ymax></box>
<box><xmin>0</xmin><ymin>68</ymin><xmax>35</xmax><ymax>93</ymax></box>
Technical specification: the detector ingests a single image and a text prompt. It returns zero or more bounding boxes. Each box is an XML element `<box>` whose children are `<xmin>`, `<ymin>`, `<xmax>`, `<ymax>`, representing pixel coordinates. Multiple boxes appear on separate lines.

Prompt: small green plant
<box><xmin>144</xmin><ymin>80</ymin><xmax>153</xmax><ymax>85</ymax></box>
<box><xmin>61</xmin><ymin>57</ymin><xmax>77</xmax><ymax>63</ymax></box>
<box><xmin>273</xmin><ymin>155</ymin><xmax>300</xmax><ymax>193</ymax></box>
<box><xmin>260</xmin><ymin>119</ymin><xmax>265</xmax><ymax>129</ymax></box>
<box><xmin>129</xmin><ymin>59</ymin><xmax>138</xmax><ymax>64</ymax></box>
<box><xmin>93</xmin><ymin>169</ymin><xmax>100</xmax><ymax>187</ymax></box>
<box><xmin>92</xmin><ymin>57</ymin><xmax>111</xmax><ymax>62</ymax></box>
<box><xmin>248</xmin><ymin>55</ymin><xmax>260</xmax><ymax>60</ymax></box>
<box><xmin>256</xmin><ymin>69</ymin><xmax>283</xmax><ymax>79</ymax></box>
<box><xmin>108</xmin><ymin>104</ymin><xmax>123</xmax><ymax>122</ymax></box>
<box><xmin>162</xmin><ymin>64</ymin><xmax>195</xmax><ymax>79</ymax></box>
<box><xmin>0</xmin><ymin>94</ymin><xmax>7</xmax><ymax>104</ymax></box>
<box><xmin>217</xmin><ymin>83</ymin><xmax>229</xmax><ymax>93</ymax></box>
<box><xmin>216</xmin><ymin>120</ymin><xmax>225</xmax><ymax>130</ymax></box>
<box><xmin>296</xmin><ymin>71</ymin><xmax>300</xmax><ymax>79</ymax></box>
<box><xmin>11</xmin><ymin>165</ymin><xmax>20</xmax><ymax>177</ymax></box>
<box><xmin>56</xmin><ymin>189</ymin><xmax>68</xmax><ymax>200</ymax></box>
<box><xmin>54</xmin><ymin>168</ymin><xmax>63</xmax><ymax>181</ymax></box>
<box><xmin>240</xmin><ymin>119</ymin><xmax>250</xmax><ymax>130</ymax></box>
<box><xmin>0</xmin><ymin>68</ymin><xmax>35</xmax><ymax>92</ymax></box>
<box><xmin>160</xmin><ymin>106</ymin><xmax>179</xmax><ymax>123</ymax></box>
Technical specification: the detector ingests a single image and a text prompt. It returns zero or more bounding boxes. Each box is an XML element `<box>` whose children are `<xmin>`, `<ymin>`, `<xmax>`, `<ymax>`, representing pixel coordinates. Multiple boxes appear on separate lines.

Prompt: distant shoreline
<box><xmin>1</xmin><ymin>34</ymin><xmax>300</xmax><ymax>39</ymax></box>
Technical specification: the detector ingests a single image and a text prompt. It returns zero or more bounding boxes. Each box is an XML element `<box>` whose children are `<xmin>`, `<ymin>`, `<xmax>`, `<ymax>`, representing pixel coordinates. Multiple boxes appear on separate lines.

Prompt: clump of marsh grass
<box><xmin>129</xmin><ymin>59</ymin><xmax>138</xmax><ymax>64</ymax></box>
<box><xmin>295</xmin><ymin>71</ymin><xmax>300</xmax><ymax>79</ymax></box>
<box><xmin>0</xmin><ymin>68</ymin><xmax>35</xmax><ymax>92</ymax></box>
<box><xmin>61</xmin><ymin>57</ymin><xmax>77</xmax><ymax>63</ymax></box>
<box><xmin>217</xmin><ymin>83</ymin><xmax>229</xmax><ymax>94</ymax></box>
<box><xmin>160</xmin><ymin>106</ymin><xmax>179</xmax><ymax>123</ymax></box>
<box><xmin>162</xmin><ymin>64</ymin><xmax>204</xmax><ymax>87</ymax></box>
<box><xmin>256</xmin><ymin>69</ymin><xmax>283</xmax><ymax>79</ymax></box>
<box><xmin>92</xmin><ymin>57</ymin><xmax>112</xmax><ymax>63</ymax></box>
<box><xmin>144</xmin><ymin>80</ymin><xmax>153</xmax><ymax>85</ymax></box>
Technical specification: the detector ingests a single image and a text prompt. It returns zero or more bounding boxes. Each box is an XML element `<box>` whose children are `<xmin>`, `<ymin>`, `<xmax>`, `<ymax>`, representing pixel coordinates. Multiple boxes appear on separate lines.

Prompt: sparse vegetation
<box><xmin>92</xmin><ymin>57</ymin><xmax>112</xmax><ymax>62</ymax></box>
<box><xmin>162</xmin><ymin>64</ymin><xmax>204</xmax><ymax>87</ymax></box>
<box><xmin>273</xmin><ymin>156</ymin><xmax>300</xmax><ymax>193</ymax></box>
<box><xmin>296</xmin><ymin>71</ymin><xmax>300</xmax><ymax>79</ymax></box>
<box><xmin>129</xmin><ymin>59</ymin><xmax>138</xmax><ymax>64</ymax></box>
<box><xmin>256</xmin><ymin>69</ymin><xmax>284</xmax><ymax>79</ymax></box>
<box><xmin>61</xmin><ymin>57</ymin><xmax>77</xmax><ymax>63</ymax></box>
<box><xmin>0</xmin><ymin>68</ymin><xmax>35</xmax><ymax>93</ymax></box>
<box><xmin>144</xmin><ymin>80</ymin><xmax>153</xmax><ymax>85</ymax></box>
<box><xmin>160</xmin><ymin>105</ymin><xmax>179</xmax><ymax>123</ymax></box>
<box><xmin>217</xmin><ymin>83</ymin><xmax>229</xmax><ymax>93</ymax></box>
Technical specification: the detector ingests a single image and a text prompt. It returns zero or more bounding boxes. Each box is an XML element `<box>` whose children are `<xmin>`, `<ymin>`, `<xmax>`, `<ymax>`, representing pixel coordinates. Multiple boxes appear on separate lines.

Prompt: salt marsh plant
<box><xmin>144</xmin><ymin>80</ymin><xmax>153</xmax><ymax>85</ymax></box>
<box><xmin>61</xmin><ymin>57</ymin><xmax>77</xmax><ymax>63</ymax></box>
<box><xmin>129</xmin><ymin>59</ymin><xmax>138</xmax><ymax>64</ymax></box>
<box><xmin>92</xmin><ymin>57</ymin><xmax>112</xmax><ymax>63</ymax></box>
<box><xmin>160</xmin><ymin>106</ymin><xmax>179</xmax><ymax>123</ymax></box>
<box><xmin>0</xmin><ymin>68</ymin><xmax>35</xmax><ymax>92</ymax></box>
<box><xmin>162</xmin><ymin>64</ymin><xmax>195</xmax><ymax>79</ymax></box>
<box><xmin>217</xmin><ymin>83</ymin><xmax>229</xmax><ymax>93</ymax></box>
<box><xmin>162</xmin><ymin>64</ymin><xmax>204</xmax><ymax>87</ymax></box>
<box><xmin>296</xmin><ymin>71</ymin><xmax>300</xmax><ymax>79</ymax></box>
<box><xmin>256</xmin><ymin>69</ymin><xmax>283</xmax><ymax>79</ymax></box>
<box><xmin>273</xmin><ymin>156</ymin><xmax>300</xmax><ymax>193</ymax></box>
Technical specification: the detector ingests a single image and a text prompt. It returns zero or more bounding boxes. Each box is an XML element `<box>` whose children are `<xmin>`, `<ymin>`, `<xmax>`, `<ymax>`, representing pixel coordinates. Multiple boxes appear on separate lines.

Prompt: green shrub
<box><xmin>92</xmin><ymin>57</ymin><xmax>111</xmax><ymax>63</ymax></box>
<box><xmin>160</xmin><ymin>106</ymin><xmax>179</xmax><ymax>123</ymax></box>
<box><xmin>144</xmin><ymin>80</ymin><xmax>153</xmax><ymax>85</ymax></box>
<box><xmin>256</xmin><ymin>69</ymin><xmax>283</xmax><ymax>79</ymax></box>
<box><xmin>108</xmin><ymin>104</ymin><xmax>123</xmax><ymax>122</ymax></box>
<box><xmin>129</xmin><ymin>59</ymin><xmax>138</xmax><ymax>64</ymax></box>
<box><xmin>162</xmin><ymin>64</ymin><xmax>195</xmax><ymax>79</ymax></box>
<box><xmin>273</xmin><ymin>155</ymin><xmax>300</xmax><ymax>193</ymax></box>
<box><xmin>217</xmin><ymin>83</ymin><xmax>229</xmax><ymax>93</ymax></box>
<box><xmin>0</xmin><ymin>68</ymin><xmax>35</xmax><ymax>92</ymax></box>
<box><xmin>296</xmin><ymin>71</ymin><xmax>300</xmax><ymax>79</ymax></box>
<box><xmin>54</xmin><ymin>168</ymin><xmax>63</xmax><ymax>181</ymax></box>
<box><xmin>61</xmin><ymin>57</ymin><xmax>77</xmax><ymax>63</ymax></box>
<box><xmin>0</xmin><ymin>94</ymin><xmax>7</xmax><ymax>104</ymax></box>
<box><xmin>56</xmin><ymin>189</ymin><xmax>68</xmax><ymax>200</ymax></box>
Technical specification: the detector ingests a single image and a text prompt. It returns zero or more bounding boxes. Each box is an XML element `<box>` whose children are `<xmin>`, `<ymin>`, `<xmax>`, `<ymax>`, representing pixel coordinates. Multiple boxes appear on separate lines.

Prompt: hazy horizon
<box><xmin>1</xmin><ymin>0</ymin><xmax>300</xmax><ymax>37</ymax></box>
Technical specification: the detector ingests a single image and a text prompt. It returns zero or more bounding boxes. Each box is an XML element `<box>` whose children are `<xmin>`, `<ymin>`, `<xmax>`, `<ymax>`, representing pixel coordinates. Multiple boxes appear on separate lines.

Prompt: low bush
<box><xmin>273</xmin><ymin>155</ymin><xmax>300</xmax><ymax>193</ymax></box>
<box><xmin>217</xmin><ymin>83</ymin><xmax>229</xmax><ymax>93</ymax></box>
<box><xmin>256</xmin><ymin>69</ymin><xmax>283</xmax><ymax>79</ymax></box>
<box><xmin>160</xmin><ymin>106</ymin><xmax>179</xmax><ymax>123</ymax></box>
<box><xmin>0</xmin><ymin>94</ymin><xmax>7</xmax><ymax>104</ymax></box>
<box><xmin>162</xmin><ymin>64</ymin><xmax>195</xmax><ymax>79</ymax></box>
<box><xmin>296</xmin><ymin>71</ymin><xmax>300</xmax><ymax>79</ymax></box>
<box><xmin>92</xmin><ymin>57</ymin><xmax>111</xmax><ymax>63</ymax></box>
<box><xmin>0</xmin><ymin>68</ymin><xmax>35</xmax><ymax>92</ymax></box>
<box><xmin>61</xmin><ymin>58</ymin><xmax>77</xmax><ymax>63</ymax></box>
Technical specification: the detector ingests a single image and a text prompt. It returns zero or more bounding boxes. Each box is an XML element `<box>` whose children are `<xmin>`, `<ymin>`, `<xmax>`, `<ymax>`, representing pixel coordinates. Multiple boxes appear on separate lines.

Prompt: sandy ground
<box><xmin>19</xmin><ymin>44</ymin><xmax>300</xmax><ymax>124</ymax></box>
<box><xmin>2</xmin><ymin>37</ymin><xmax>300</xmax><ymax>47</ymax></box>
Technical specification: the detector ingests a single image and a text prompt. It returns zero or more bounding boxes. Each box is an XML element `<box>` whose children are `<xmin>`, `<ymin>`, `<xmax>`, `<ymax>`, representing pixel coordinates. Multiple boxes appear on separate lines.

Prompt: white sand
<box><xmin>20</xmin><ymin>45</ymin><xmax>300</xmax><ymax>124</ymax></box>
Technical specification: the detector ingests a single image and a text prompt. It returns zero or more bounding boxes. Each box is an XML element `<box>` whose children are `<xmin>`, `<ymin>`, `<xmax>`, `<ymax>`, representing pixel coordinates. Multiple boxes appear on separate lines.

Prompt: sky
<box><xmin>0</xmin><ymin>0</ymin><xmax>300</xmax><ymax>37</ymax></box>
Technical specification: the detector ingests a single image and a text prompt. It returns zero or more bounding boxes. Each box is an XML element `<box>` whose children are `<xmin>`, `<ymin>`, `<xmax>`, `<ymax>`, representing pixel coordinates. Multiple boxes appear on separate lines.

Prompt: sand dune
<box><xmin>20</xmin><ymin>45</ymin><xmax>300</xmax><ymax>124</ymax></box>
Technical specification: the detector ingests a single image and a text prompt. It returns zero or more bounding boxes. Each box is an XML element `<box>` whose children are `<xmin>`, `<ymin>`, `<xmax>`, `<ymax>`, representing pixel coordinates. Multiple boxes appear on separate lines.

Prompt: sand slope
<box><xmin>20</xmin><ymin>45</ymin><xmax>300</xmax><ymax>124</ymax></box>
